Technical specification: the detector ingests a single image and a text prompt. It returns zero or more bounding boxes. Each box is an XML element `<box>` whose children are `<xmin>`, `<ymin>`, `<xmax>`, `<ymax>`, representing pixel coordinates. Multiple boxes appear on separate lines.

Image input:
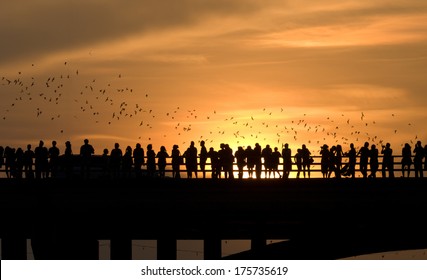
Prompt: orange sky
<box><xmin>1</xmin><ymin>0</ymin><xmax>427</xmax><ymax>155</ymax></box>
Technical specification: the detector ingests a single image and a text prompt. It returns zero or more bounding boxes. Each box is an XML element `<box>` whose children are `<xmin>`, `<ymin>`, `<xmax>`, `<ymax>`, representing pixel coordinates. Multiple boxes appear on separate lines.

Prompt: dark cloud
<box><xmin>4</xmin><ymin>1</ymin><xmax>426</xmax><ymax>64</ymax></box>
<box><xmin>0</xmin><ymin>0</ymin><xmax>266</xmax><ymax>63</ymax></box>
<box><xmin>275</xmin><ymin>2</ymin><xmax>427</xmax><ymax>30</ymax></box>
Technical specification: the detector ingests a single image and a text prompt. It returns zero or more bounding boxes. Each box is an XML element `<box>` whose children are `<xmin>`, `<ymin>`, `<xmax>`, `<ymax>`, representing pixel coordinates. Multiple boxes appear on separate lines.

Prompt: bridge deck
<box><xmin>1</xmin><ymin>178</ymin><xmax>427</xmax><ymax>259</ymax></box>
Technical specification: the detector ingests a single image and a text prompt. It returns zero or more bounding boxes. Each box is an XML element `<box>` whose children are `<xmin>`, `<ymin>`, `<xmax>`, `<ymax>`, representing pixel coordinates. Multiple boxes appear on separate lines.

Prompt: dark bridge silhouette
<box><xmin>1</xmin><ymin>177</ymin><xmax>427</xmax><ymax>260</ymax></box>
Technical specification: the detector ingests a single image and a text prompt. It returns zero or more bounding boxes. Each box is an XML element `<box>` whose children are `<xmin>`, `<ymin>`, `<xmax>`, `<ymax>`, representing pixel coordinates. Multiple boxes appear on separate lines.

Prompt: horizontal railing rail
<box><xmin>0</xmin><ymin>154</ymin><xmax>425</xmax><ymax>178</ymax></box>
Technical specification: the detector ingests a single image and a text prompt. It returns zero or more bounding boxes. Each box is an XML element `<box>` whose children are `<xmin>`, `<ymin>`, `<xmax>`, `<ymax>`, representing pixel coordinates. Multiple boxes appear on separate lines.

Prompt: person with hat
<box><xmin>79</xmin><ymin>139</ymin><xmax>94</xmax><ymax>179</ymax></box>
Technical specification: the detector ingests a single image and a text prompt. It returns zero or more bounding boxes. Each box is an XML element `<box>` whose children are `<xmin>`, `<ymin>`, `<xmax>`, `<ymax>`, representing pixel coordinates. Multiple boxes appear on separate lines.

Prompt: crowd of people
<box><xmin>0</xmin><ymin>139</ymin><xmax>426</xmax><ymax>180</ymax></box>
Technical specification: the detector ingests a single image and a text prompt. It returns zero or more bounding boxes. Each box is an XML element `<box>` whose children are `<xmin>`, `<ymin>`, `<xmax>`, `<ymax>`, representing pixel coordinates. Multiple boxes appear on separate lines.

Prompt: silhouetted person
<box><xmin>343</xmin><ymin>143</ymin><xmax>357</xmax><ymax>178</ymax></box>
<box><xmin>413</xmin><ymin>141</ymin><xmax>424</xmax><ymax>178</ymax></box>
<box><xmin>199</xmin><ymin>141</ymin><xmax>208</xmax><ymax>179</ymax></box>
<box><xmin>23</xmin><ymin>144</ymin><xmax>35</xmax><ymax>179</ymax></box>
<box><xmin>217</xmin><ymin>144</ymin><xmax>226</xmax><ymax>178</ymax></box>
<box><xmin>245</xmin><ymin>146</ymin><xmax>255</xmax><ymax>179</ymax></box>
<box><xmin>328</xmin><ymin>146</ymin><xmax>338</xmax><ymax>178</ymax></box>
<box><xmin>381</xmin><ymin>143</ymin><xmax>394</xmax><ymax>178</ymax></box>
<box><xmin>4</xmin><ymin>146</ymin><xmax>15</xmax><ymax>178</ymax></box>
<box><xmin>262</xmin><ymin>145</ymin><xmax>273</xmax><ymax>178</ymax></box>
<box><xmin>48</xmin><ymin>140</ymin><xmax>60</xmax><ymax>178</ymax></box>
<box><xmin>171</xmin><ymin>144</ymin><xmax>181</xmax><ymax>179</ymax></box>
<box><xmin>401</xmin><ymin>143</ymin><xmax>412</xmax><ymax>177</ymax></box>
<box><xmin>281</xmin><ymin>143</ymin><xmax>292</xmax><ymax>179</ymax></box>
<box><xmin>110</xmin><ymin>143</ymin><xmax>123</xmax><ymax>178</ymax></box>
<box><xmin>183</xmin><ymin>141</ymin><xmax>198</xmax><ymax>178</ymax></box>
<box><xmin>0</xmin><ymin>146</ymin><xmax>4</xmax><ymax>170</ymax></box>
<box><xmin>335</xmin><ymin>144</ymin><xmax>344</xmax><ymax>175</ymax></box>
<box><xmin>301</xmin><ymin>144</ymin><xmax>311</xmax><ymax>178</ymax></box>
<box><xmin>254</xmin><ymin>143</ymin><xmax>262</xmax><ymax>179</ymax></box>
<box><xmin>146</xmin><ymin>144</ymin><xmax>156</xmax><ymax>177</ymax></box>
<box><xmin>34</xmin><ymin>141</ymin><xmax>48</xmax><ymax>179</ymax></box>
<box><xmin>424</xmin><ymin>145</ymin><xmax>427</xmax><ymax>172</ymax></box>
<box><xmin>235</xmin><ymin>146</ymin><xmax>246</xmax><ymax>179</ymax></box>
<box><xmin>368</xmin><ymin>144</ymin><xmax>379</xmax><ymax>178</ymax></box>
<box><xmin>63</xmin><ymin>141</ymin><xmax>74</xmax><ymax>178</ymax></box>
<box><xmin>122</xmin><ymin>146</ymin><xmax>133</xmax><ymax>178</ymax></box>
<box><xmin>15</xmin><ymin>147</ymin><xmax>24</xmax><ymax>179</ymax></box>
<box><xmin>320</xmin><ymin>144</ymin><xmax>330</xmax><ymax>178</ymax></box>
<box><xmin>80</xmin><ymin>139</ymin><xmax>94</xmax><ymax>179</ymax></box>
<box><xmin>224</xmin><ymin>144</ymin><xmax>234</xmax><ymax>179</ymax></box>
<box><xmin>133</xmin><ymin>143</ymin><xmax>145</xmax><ymax>178</ymax></box>
<box><xmin>101</xmin><ymin>148</ymin><xmax>110</xmax><ymax>178</ymax></box>
<box><xmin>207</xmin><ymin>147</ymin><xmax>219</xmax><ymax>179</ymax></box>
<box><xmin>294</xmin><ymin>149</ymin><xmax>302</xmax><ymax>178</ymax></box>
<box><xmin>358</xmin><ymin>142</ymin><xmax>370</xmax><ymax>178</ymax></box>
<box><xmin>271</xmin><ymin>147</ymin><xmax>282</xmax><ymax>178</ymax></box>
<box><xmin>156</xmin><ymin>146</ymin><xmax>169</xmax><ymax>178</ymax></box>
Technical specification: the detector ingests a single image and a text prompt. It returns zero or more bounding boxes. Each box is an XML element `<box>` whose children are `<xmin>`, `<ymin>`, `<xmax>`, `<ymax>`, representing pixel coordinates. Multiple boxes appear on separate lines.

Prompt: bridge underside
<box><xmin>1</xmin><ymin>178</ymin><xmax>427</xmax><ymax>259</ymax></box>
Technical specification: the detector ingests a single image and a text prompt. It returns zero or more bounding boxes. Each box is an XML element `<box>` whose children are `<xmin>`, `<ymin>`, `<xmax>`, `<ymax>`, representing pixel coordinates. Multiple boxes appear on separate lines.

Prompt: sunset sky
<box><xmin>1</xmin><ymin>0</ymin><xmax>427</xmax><ymax>154</ymax></box>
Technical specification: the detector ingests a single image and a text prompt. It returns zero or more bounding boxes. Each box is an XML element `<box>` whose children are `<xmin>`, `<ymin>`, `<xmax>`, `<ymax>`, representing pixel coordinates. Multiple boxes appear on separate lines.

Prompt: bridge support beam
<box><xmin>157</xmin><ymin>239</ymin><xmax>177</xmax><ymax>260</ymax></box>
<box><xmin>204</xmin><ymin>238</ymin><xmax>222</xmax><ymax>260</ymax></box>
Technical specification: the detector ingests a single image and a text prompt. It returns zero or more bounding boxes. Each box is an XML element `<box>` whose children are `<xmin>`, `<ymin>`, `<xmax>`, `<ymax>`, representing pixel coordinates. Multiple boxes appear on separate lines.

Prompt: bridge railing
<box><xmin>0</xmin><ymin>154</ymin><xmax>424</xmax><ymax>178</ymax></box>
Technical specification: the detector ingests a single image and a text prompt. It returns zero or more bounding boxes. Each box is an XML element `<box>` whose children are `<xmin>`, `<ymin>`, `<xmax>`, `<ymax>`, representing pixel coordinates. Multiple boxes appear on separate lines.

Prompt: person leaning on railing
<box><xmin>381</xmin><ymin>143</ymin><xmax>394</xmax><ymax>178</ymax></box>
<box><xmin>413</xmin><ymin>141</ymin><xmax>424</xmax><ymax>178</ymax></box>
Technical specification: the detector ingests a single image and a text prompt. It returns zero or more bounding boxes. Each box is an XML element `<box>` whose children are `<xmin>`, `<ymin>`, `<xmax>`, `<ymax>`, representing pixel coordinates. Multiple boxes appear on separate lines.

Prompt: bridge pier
<box><xmin>204</xmin><ymin>238</ymin><xmax>222</xmax><ymax>260</ymax></box>
<box><xmin>251</xmin><ymin>219</ymin><xmax>267</xmax><ymax>254</ymax></box>
<box><xmin>59</xmin><ymin>237</ymin><xmax>100</xmax><ymax>260</ymax></box>
<box><xmin>251</xmin><ymin>237</ymin><xmax>266</xmax><ymax>254</ymax></box>
<box><xmin>157</xmin><ymin>238</ymin><xmax>177</xmax><ymax>260</ymax></box>
<box><xmin>110</xmin><ymin>238</ymin><xmax>132</xmax><ymax>260</ymax></box>
<box><xmin>1</xmin><ymin>211</ymin><xmax>28</xmax><ymax>259</ymax></box>
<box><xmin>1</xmin><ymin>236</ymin><xmax>27</xmax><ymax>260</ymax></box>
